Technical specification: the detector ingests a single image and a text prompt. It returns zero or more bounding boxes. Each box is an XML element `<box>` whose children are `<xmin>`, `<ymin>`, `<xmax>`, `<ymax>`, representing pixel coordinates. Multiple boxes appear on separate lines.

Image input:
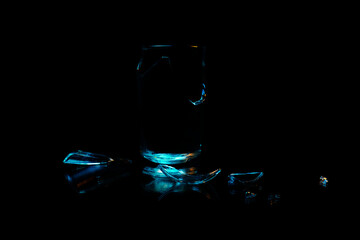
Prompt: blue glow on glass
<box><xmin>63</xmin><ymin>150</ymin><xmax>114</xmax><ymax>165</ymax></box>
<box><xmin>136</xmin><ymin>58</ymin><xmax>143</xmax><ymax>71</ymax></box>
<box><xmin>320</xmin><ymin>176</ymin><xmax>328</xmax><ymax>187</ymax></box>
<box><xmin>189</xmin><ymin>83</ymin><xmax>207</xmax><ymax>106</ymax></box>
<box><xmin>142</xmin><ymin>166</ymin><xmax>168</xmax><ymax>178</ymax></box>
<box><xmin>160</xmin><ymin>165</ymin><xmax>222</xmax><ymax>185</ymax></box>
<box><xmin>149</xmin><ymin>45</ymin><xmax>173</xmax><ymax>48</ymax></box>
<box><xmin>228</xmin><ymin>172</ymin><xmax>264</xmax><ymax>185</ymax></box>
<box><xmin>142</xmin><ymin>149</ymin><xmax>201</xmax><ymax>165</ymax></box>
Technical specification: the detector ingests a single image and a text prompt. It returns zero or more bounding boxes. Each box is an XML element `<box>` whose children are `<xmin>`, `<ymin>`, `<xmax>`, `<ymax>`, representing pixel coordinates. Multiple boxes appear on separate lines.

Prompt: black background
<box><xmin>16</xmin><ymin>4</ymin><xmax>355</xmax><ymax>235</ymax></box>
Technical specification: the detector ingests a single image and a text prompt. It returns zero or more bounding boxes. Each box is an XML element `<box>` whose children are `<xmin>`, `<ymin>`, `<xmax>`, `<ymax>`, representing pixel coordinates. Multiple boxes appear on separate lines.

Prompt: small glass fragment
<box><xmin>228</xmin><ymin>172</ymin><xmax>264</xmax><ymax>185</ymax></box>
<box><xmin>320</xmin><ymin>176</ymin><xmax>328</xmax><ymax>187</ymax></box>
<box><xmin>63</xmin><ymin>150</ymin><xmax>115</xmax><ymax>165</ymax></box>
<box><xmin>245</xmin><ymin>191</ymin><xmax>257</xmax><ymax>199</ymax></box>
<box><xmin>243</xmin><ymin>191</ymin><xmax>258</xmax><ymax>204</ymax></box>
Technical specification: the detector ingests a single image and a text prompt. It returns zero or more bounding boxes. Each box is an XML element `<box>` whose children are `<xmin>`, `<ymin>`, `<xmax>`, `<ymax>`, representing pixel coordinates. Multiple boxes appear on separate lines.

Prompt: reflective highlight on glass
<box><xmin>141</xmin><ymin>149</ymin><xmax>201</xmax><ymax>165</ymax></box>
<box><xmin>63</xmin><ymin>152</ymin><xmax>133</xmax><ymax>194</ymax></box>
<box><xmin>189</xmin><ymin>83</ymin><xmax>207</xmax><ymax>106</ymax></box>
<box><xmin>159</xmin><ymin>165</ymin><xmax>221</xmax><ymax>185</ymax></box>
<box><xmin>320</xmin><ymin>176</ymin><xmax>328</xmax><ymax>187</ymax></box>
<box><xmin>142</xmin><ymin>164</ymin><xmax>221</xmax><ymax>185</ymax></box>
<box><xmin>63</xmin><ymin>150</ymin><xmax>115</xmax><ymax>165</ymax></box>
<box><xmin>142</xmin><ymin>165</ymin><xmax>219</xmax><ymax>201</ymax></box>
<box><xmin>228</xmin><ymin>172</ymin><xmax>264</xmax><ymax>185</ymax></box>
<box><xmin>142</xmin><ymin>165</ymin><xmax>197</xmax><ymax>178</ymax></box>
<box><xmin>228</xmin><ymin>171</ymin><xmax>264</xmax><ymax>205</ymax></box>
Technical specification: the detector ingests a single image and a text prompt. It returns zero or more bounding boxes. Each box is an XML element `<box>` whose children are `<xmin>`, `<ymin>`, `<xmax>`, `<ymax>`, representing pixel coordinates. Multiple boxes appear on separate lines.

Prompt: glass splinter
<box><xmin>159</xmin><ymin>165</ymin><xmax>221</xmax><ymax>185</ymax></box>
<box><xmin>320</xmin><ymin>176</ymin><xmax>328</xmax><ymax>187</ymax></box>
<box><xmin>245</xmin><ymin>191</ymin><xmax>257</xmax><ymax>199</ymax></box>
<box><xmin>228</xmin><ymin>172</ymin><xmax>264</xmax><ymax>185</ymax></box>
<box><xmin>63</xmin><ymin>150</ymin><xmax>115</xmax><ymax>165</ymax></box>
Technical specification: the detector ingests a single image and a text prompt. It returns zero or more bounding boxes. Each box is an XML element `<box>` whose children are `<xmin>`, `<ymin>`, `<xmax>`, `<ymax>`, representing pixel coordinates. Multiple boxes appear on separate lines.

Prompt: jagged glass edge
<box><xmin>228</xmin><ymin>172</ymin><xmax>264</xmax><ymax>184</ymax></box>
<box><xmin>63</xmin><ymin>150</ymin><xmax>115</xmax><ymax>165</ymax></box>
<box><xmin>159</xmin><ymin>165</ymin><xmax>221</xmax><ymax>185</ymax></box>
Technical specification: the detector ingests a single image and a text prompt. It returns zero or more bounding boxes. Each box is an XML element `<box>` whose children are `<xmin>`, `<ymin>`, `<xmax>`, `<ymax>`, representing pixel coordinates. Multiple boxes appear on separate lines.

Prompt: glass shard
<box><xmin>63</xmin><ymin>150</ymin><xmax>115</xmax><ymax>165</ymax></box>
<box><xmin>228</xmin><ymin>172</ymin><xmax>264</xmax><ymax>185</ymax></box>
<box><xmin>319</xmin><ymin>176</ymin><xmax>328</xmax><ymax>187</ymax></box>
<box><xmin>159</xmin><ymin>165</ymin><xmax>221</xmax><ymax>185</ymax></box>
<box><xmin>245</xmin><ymin>191</ymin><xmax>257</xmax><ymax>199</ymax></box>
<box><xmin>142</xmin><ymin>165</ymin><xmax>219</xmax><ymax>201</ymax></box>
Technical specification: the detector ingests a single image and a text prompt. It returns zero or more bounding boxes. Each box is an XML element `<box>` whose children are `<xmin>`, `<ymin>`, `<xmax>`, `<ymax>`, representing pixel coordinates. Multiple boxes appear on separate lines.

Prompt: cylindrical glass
<box><xmin>137</xmin><ymin>44</ymin><xmax>207</xmax><ymax>164</ymax></box>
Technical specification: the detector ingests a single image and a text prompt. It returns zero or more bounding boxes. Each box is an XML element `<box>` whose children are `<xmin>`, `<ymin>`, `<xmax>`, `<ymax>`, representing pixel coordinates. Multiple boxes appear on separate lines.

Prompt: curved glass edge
<box><xmin>141</xmin><ymin>148</ymin><xmax>201</xmax><ymax>165</ymax></box>
<box><xmin>63</xmin><ymin>150</ymin><xmax>115</xmax><ymax>165</ymax></box>
<box><xmin>159</xmin><ymin>165</ymin><xmax>222</xmax><ymax>185</ymax></box>
<box><xmin>228</xmin><ymin>172</ymin><xmax>264</xmax><ymax>185</ymax></box>
<box><xmin>142</xmin><ymin>44</ymin><xmax>205</xmax><ymax>50</ymax></box>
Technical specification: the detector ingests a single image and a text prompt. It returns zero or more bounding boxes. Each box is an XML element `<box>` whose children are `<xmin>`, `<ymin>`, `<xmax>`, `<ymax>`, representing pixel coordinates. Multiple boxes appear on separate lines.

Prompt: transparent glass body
<box><xmin>137</xmin><ymin>44</ymin><xmax>207</xmax><ymax>164</ymax></box>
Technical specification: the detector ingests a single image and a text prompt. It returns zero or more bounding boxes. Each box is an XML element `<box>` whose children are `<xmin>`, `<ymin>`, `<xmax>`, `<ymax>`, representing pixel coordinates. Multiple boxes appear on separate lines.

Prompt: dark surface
<box><xmin>21</xmin><ymin>9</ymin><xmax>354</xmax><ymax>236</ymax></box>
<box><xmin>47</xmin><ymin>37</ymin><xmax>344</xmax><ymax>215</ymax></box>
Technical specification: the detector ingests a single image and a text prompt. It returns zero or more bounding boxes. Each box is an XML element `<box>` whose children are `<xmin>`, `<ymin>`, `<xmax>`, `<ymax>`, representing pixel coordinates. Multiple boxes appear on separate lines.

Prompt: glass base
<box><xmin>141</xmin><ymin>148</ymin><xmax>201</xmax><ymax>165</ymax></box>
